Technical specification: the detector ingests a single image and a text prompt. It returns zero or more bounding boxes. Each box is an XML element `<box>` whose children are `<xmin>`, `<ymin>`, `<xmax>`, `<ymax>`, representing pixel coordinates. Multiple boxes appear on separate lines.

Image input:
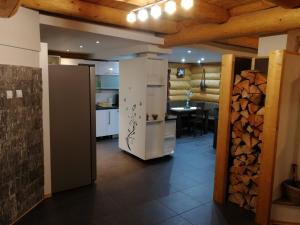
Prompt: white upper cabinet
<box><xmin>96</xmin><ymin>61</ymin><xmax>119</xmax><ymax>75</ymax></box>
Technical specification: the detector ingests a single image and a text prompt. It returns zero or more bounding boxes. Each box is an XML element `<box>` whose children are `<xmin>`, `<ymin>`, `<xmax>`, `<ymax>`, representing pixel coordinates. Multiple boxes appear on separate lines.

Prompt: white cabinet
<box><xmin>96</xmin><ymin>62</ymin><xmax>119</xmax><ymax>75</ymax></box>
<box><xmin>119</xmin><ymin>56</ymin><xmax>173</xmax><ymax>160</ymax></box>
<box><xmin>96</xmin><ymin>109</ymin><xmax>119</xmax><ymax>137</ymax></box>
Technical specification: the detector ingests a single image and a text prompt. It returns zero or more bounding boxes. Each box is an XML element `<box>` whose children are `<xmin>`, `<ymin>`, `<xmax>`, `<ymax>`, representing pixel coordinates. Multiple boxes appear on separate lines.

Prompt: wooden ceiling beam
<box><xmin>163</xmin><ymin>7</ymin><xmax>300</xmax><ymax>47</ymax></box>
<box><xmin>230</xmin><ymin>1</ymin><xmax>276</xmax><ymax>16</ymax></box>
<box><xmin>216</xmin><ymin>37</ymin><xmax>259</xmax><ymax>49</ymax></box>
<box><xmin>263</xmin><ymin>0</ymin><xmax>300</xmax><ymax>8</ymax></box>
<box><xmin>0</xmin><ymin>0</ymin><xmax>21</xmax><ymax>17</ymax></box>
<box><xmin>21</xmin><ymin>0</ymin><xmax>178</xmax><ymax>34</ymax></box>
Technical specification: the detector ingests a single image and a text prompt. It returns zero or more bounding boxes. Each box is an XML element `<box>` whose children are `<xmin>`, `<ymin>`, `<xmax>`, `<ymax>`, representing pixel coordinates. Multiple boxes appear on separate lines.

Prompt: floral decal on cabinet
<box><xmin>125</xmin><ymin>99</ymin><xmax>142</xmax><ymax>151</ymax></box>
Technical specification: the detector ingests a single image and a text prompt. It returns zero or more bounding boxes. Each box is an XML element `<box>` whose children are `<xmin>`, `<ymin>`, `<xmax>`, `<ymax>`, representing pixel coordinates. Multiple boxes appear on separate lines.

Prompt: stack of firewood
<box><xmin>228</xmin><ymin>70</ymin><xmax>267</xmax><ymax>212</ymax></box>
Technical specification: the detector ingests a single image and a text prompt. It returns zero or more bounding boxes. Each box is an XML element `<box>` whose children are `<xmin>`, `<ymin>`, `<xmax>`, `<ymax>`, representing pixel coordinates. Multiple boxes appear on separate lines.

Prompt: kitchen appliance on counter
<box><xmin>49</xmin><ymin>65</ymin><xmax>96</xmax><ymax>193</ymax></box>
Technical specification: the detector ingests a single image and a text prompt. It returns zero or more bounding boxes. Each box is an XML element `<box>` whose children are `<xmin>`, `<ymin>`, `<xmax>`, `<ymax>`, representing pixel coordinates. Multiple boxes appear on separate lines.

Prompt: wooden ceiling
<box><xmin>15</xmin><ymin>0</ymin><xmax>300</xmax><ymax>48</ymax></box>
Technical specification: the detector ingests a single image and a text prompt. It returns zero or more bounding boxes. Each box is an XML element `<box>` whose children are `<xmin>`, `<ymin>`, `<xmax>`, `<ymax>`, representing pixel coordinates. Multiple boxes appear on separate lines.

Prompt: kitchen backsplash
<box><xmin>0</xmin><ymin>65</ymin><xmax>44</xmax><ymax>225</ymax></box>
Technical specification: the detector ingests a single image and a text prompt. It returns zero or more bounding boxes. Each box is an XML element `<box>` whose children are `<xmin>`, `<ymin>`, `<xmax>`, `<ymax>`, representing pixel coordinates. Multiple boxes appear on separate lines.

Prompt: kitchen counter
<box><xmin>96</xmin><ymin>106</ymin><xmax>119</xmax><ymax>110</ymax></box>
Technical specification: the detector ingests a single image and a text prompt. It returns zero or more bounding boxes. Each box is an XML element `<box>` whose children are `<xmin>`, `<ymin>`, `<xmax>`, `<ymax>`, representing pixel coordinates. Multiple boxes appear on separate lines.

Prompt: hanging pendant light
<box><xmin>127</xmin><ymin>12</ymin><xmax>136</xmax><ymax>23</ymax></box>
<box><xmin>181</xmin><ymin>0</ymin><xmax>194</xmax><ymax>10</ymax></box>
<box><xmin>165</xmin><ymin>0</ymin><xmax>176</xmax><ymax>15</ymax></box>
<box><xmin>150</xmin><ymin>5</ymin><xmax>162</xmax><ymax>19</ymax></box>
<box><xmin>137</xmin><ymin>9</ymin><xmax>149</xmax><ymax>22</ymax></box>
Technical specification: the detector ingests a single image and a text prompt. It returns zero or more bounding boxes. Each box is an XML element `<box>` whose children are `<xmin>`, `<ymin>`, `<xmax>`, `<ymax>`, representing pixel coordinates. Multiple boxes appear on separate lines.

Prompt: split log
<box><xmin>257</xmin><ymin>124</ymin><xmax>264</xmax><ymax>131</ymax></box>
<box><xmin>250</xmin><ymin>196</ymin><xmax>257</xmax><ymax>209</ymax></box>
<box><xmin>249</xmin><ymin>94</ymin><xmax>262</xmax><ymax>105</ymax></box>
<box><xmin>235</xmin><ymin>145</ymin><xmax>252</xmax><ymax>155</ymax></box>
<box><xmin>241</xmin><ymin>70</ymin><xmax>256</xmax><ymax>84</ymax></box>
<box><xmin>249</xmin><ymin>114</ymin><xmax>264</xmax><ymax>127</ymax></box>
<box><xmin>246</xmin><ymin>154</ymin><xmax>257</xmax><ymax>165</ymax></box>
<box><xmin>240</xmin><ymin>99</ymin><xmax>249</xmax><ymax>110</ymax></box>
<box><xmin>232</xmin><ymin>101</ymin><xmax>241</xmax><ymax>111</ymax></box>
<box><xmin>242</xmin><ymin>133</ymin><xmax>251</xmax><ymax>147</ymax></box>
<box><xmin>249</xmin><ymin>184</ymin><xmax>259</xmax><ymax>195</ymax></box>
<box><xmin>242</xmin><ymin>90</ymin><xmax>250</xmax><ymax>98</ymax></box>
<box><xmin>250</xmin><ymin>85</ymin><xmax>261</xmax><ymax>94</ymax></box>
<box><xmin>247</xmin><ymin>164</ymin><xmax>259</xmax><ymax>174</ymax></box>
<box><xmin>228</xmin><ymin>193</ymin><xmax>245</xmax><ymax>207</ymax></box>
<box><xmin>234</xmin><ymin>120</ymin><xmax>243</xmax><ymax>131</ymax></box>
<box><xmin>241</xmin><ymin>117</ymin><xmax>248</xmax><ymax>127</ymax></box>
<box><xmin>241</xmin><ymin>110</ymin><xmax>249</xmax><ymax>119</ymax></box>
<box><xmin>247</xmin><ymin>125</ymin><xmax>253</xmax><ymax>133</ymax></box>
<box><xmin>231</xmin><ymin>111</ymin><xmax>241</xmax><ymax>123</ymax></box>
<box><xmin>251</xmin><ymin>175</ymin><xmax>259</xmax><ymax>184</ymax></box>
<box><xmin>232</xmin><ymin>138</ymin><xmax>242</xmax><ymax>146</ymax></box>
<box><xmin>232</xmin><ymin>95</ymin><xmax>240</xmax><ymax>102</ymax></box>
<box><xmin>259</xmin><ymin>132</ymin><xmax>263</xmax><ymax>141</ymax></box>
<box><xmin>232</xmin><ymin>130</ymin><xmax>243</xmax><ymax>139</ymax></box>
<box><xmin>256</xmin><ymin>107</ymin><xmax>265</xmax><ymax>116</ymax></box>
<box><xmin>258</xmin><ymin>83</ymin><xmax>267</xmax><ymax>94</ymax></box>
<box><xmin>230</xmin><ymin>172</ymin><xmax>242</xmax><ymax>184</ymax></box>
<box><xmin>253</xmin><ymin>128</ymin><xmax>261</xmax><ymax>137</ymax></box>
<box><xmin>230</xmin><ymin>165</ymin><xmax>246</xmax><ymax>175</ymax></box>
<box><xmin>241</xmin><ymin>175</ymin><xmax>251</xmax><ymax>186</ymax></box>
<box><xmin>248</xmin><ymin>103</ymin><xmax>260</xmax><ymax>114</ymax></box>
<box><xmin>236</xmin><ymin>80</ymin><xmax>250</xmax><ymax>92</ymax></box>
<box><xmin>233</xmin><ymin>86</ymin><xmax>243</xmax><ymax>95</ymax></box>
<box><xmin>255</xmin><ymin>73</ymin><xmax>267</xmax><ymax>85</ymax></box>
<box><xmin>251</xmin><ymin>137</ymin><xmax>259</xmax><ymax>147</ymax></box>
<box><xmin>235</xmin><ymin>74</ymin><xmax>242</xmax><ymax>85</ymax></box>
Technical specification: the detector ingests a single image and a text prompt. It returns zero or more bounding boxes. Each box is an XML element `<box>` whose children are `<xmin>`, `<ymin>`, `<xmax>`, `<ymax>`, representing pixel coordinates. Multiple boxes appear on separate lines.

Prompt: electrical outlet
<box><xmin>6</xmin><ymin>90</ymin><xmax>13</xmax><ymax>99</ymax></box>
<box><xmin>16</xmin><ymin>90</ymin><xmax>23</xmax><ymax>98</ymax></box>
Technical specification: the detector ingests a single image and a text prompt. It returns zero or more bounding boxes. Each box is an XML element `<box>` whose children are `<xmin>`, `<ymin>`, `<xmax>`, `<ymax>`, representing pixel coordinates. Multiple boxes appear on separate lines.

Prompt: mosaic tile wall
<box><xmin>0</xmin><ymin>65</ymin><xmax>43</xmax><ymax>225</ymax></box>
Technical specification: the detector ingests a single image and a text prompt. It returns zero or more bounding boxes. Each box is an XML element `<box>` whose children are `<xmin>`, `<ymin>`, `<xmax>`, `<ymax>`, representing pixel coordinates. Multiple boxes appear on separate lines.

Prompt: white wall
<box><xmin>0</xmin><ymin>7</ymin><xmax>40</xmax><ymax>67</ymax></box>
<box><xmin>40</xmin><ymin>43</ymin><xmax>52</xmax><ymax>197</ymax></box>
<box><xmin>258</xmin><ymin>34</ymin><xmax>288</xmax><ymax>57</ymax></box>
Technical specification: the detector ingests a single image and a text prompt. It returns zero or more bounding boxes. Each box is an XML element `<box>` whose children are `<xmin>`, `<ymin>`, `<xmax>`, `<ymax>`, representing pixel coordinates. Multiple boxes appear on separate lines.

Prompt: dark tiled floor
<box><xmin>15</xmin><ymin>133</ymin><xmax>256</xmax><ymax>225</ymax></box>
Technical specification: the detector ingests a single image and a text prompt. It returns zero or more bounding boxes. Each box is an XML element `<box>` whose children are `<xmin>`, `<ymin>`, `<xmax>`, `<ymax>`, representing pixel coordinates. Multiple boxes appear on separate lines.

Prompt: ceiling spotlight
<box><xmin>181</xmin><ymin>58</ymin><xmax>186</xmax><ymax>63</ymax></box>
<box><xmin>201</xmin><ymin>57</ymin><xmax>205</xmax><ymax>61</ymax></box>
<box><xmin>165</xmin><ymin>0</ymin><xmax>176</xmax><ymax>15</ymax></box>
<box><xmin>181</xmin><ymin>0</ymin><xmax>194</xmax><ymax>10</ymax></box>
<box><xmin>150</xmin><ymin>5</ymin><xmax>162</xmax><ymax>19</ymax></box>
<box><xmin>137</xmin><ymin>9</ymin><xmax>149</xmax><ymax>22</ymax></box>
<box><xmin>96</xmin><ymin>41</ymin><xmax>100</xmax><ymax>44</ymax></box>
<box><xmin>66</xmin><ymin>49</ymin><xmax>70</xmax><ymax>52</ymax></box>
<box><xmin>187</xmin><ymin>50</ymin><xmax>192</xmax><ymax>54</ymax></box>
<box><xmin>197</xmin><ymin>60</ymin><xmax>201</xmax><ymax>64</ymax></box>
<box><xmin>127</xmin><ymin>12</ymin><xmax>136</xmax><ymax>23</ymax></box>
<box><xmin>80</xmin><ymin>45</ymin><xmax>83</xmax><ymax>48</ymax></box>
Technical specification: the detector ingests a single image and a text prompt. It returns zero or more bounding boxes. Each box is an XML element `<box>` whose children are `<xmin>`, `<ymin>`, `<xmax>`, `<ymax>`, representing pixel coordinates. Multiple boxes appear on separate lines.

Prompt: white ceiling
<box><xmin>40</xmin><ymin>24</ymin><xmax>222</xmax><ymax>63</ymax></box>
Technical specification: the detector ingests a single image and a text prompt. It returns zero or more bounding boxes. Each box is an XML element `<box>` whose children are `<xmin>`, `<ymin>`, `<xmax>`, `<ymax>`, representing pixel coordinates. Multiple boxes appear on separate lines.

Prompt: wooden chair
<box><xmin>190</xmin><ymin>108</ymin><xmax>206</xmax><ymax>136</ymax></box>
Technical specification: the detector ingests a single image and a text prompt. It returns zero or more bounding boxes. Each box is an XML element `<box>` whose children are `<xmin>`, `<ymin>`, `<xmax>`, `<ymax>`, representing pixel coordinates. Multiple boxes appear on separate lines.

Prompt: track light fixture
<box><xmin>126</xmin><ymin>0</ymin><xmax>194</xmax><ymax>23</ymax></box>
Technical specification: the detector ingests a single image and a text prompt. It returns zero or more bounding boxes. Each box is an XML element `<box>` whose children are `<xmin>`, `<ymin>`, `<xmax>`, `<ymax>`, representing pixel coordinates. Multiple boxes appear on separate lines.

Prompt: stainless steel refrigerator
<box><xmin>49</xmin><ymin>65</ymin><xmax>96</xmax><ymax>193</ymax></box>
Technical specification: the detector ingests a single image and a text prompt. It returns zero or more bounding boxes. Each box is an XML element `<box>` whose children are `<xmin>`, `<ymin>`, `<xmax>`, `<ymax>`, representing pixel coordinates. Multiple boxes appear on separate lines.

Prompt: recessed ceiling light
<box><xmin>197</xmin><ymin>60</ymin><xmax>201</xmax><ymax>64</ymax></box>
<box><xmin>187</xmin><ymin>50</ymin><xmax>192</xmax><ymax>54</ymax></box>
<box><xmin>181</xmin><ymin>58</ymin><xmax>186</xmax><ymax>63</ymax></box>
<box><xmin>96</xmin><ymin>41</ymin><xmax>100</xmax><ymax>44</ymax></box>
<box><xmin>80</xmin><ymin>45</ymin><xmax>83</xmax><ymax>48</ymax></box>
<box><xmin>201</xmin><ymin>57</ymin><xmax>205</xmax><ymax>61</ymax></box>
<box><xmin>108</xmin><ymin>68</ymin><xmax>113</xmax><ymax>71</ymax></box>
<box><xmin>66</xmin><ymin>49</ymin><xmax>70</xmax><ymax>52</ymax></box>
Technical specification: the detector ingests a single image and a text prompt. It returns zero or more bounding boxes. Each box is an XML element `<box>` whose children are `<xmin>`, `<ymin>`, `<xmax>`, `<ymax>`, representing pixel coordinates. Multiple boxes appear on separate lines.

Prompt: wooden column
<box><xmin>213</xmin><ymin>54</ymin><xmax>235</xmax><ymax>203</ymax></box>
<box><xmin>256</xmin><ymin>50</ymin><xmax>285</xmax><ymax>225</ymax></box>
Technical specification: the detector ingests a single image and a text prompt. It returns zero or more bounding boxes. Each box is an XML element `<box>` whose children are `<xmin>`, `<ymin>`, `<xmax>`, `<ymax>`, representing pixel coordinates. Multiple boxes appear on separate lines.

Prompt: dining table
<box><xmin>169</xmin><ymin>106</ymin><xmax>210</xmax><ymax>137</ymax></box>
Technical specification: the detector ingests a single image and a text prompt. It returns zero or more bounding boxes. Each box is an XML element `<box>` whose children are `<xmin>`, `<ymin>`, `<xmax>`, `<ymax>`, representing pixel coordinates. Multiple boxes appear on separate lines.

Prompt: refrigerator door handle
<box><xmin>108</xmin><ymin>111</ymin><xmax>111</xmax><ymax>125</ymax></box>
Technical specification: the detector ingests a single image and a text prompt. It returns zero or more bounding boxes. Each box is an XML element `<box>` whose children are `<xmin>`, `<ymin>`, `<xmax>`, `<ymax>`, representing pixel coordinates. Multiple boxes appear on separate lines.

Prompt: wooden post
<box><xmin>256</xmin><ymin>50</ymin><xmax>285</xmax><ymax>225</ymax></box>
<box><xmin>213</xmin><ymin>54</ymin><xmax>235</xmax><ymax>203</ymax></box>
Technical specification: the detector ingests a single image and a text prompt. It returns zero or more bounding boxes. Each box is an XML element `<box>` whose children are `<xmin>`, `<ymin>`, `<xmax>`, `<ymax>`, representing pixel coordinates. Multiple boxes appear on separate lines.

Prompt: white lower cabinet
<box><xmin>96</xmin><ymin>109</ymin><xmax>119</xmax><ymax>137</ymax></box>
